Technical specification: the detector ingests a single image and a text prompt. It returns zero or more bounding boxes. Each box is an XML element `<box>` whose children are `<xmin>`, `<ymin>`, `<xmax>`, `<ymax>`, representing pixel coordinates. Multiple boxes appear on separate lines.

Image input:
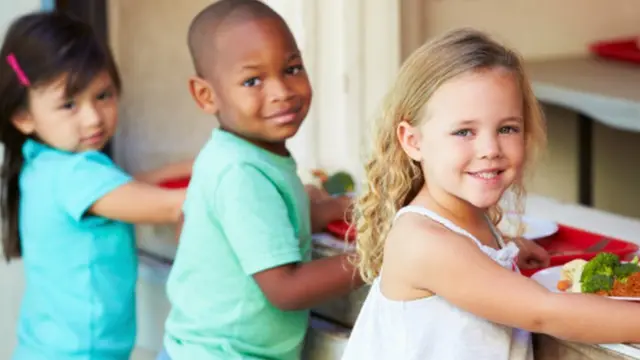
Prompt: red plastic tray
<box><xmin>589</xmin><ymin>37</ymin><xmax>640</xmax><ymax>64</ymax></box>
<box><xmin>326</xmin><ymin>220</ymin><xmax>356</xmax><ymax>242</ymax></box>
<box><xmin>158</xmin><ymin>176</ymin><xmax>191</xmax><ymax>189</ymax></box>
<box><xmin>327</xmin><ymin>220</ymin><xmax>639</xmax><ymax>276</ymax></box>
<box><xmin>520</xmin><ymin>224</ymin><xmax>638</xmax><ymax>277</ymax></box>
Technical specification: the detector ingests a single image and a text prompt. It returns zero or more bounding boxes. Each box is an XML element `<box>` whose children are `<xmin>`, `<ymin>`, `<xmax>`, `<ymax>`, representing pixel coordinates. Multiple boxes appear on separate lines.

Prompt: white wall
<box><xmin>403</xmin><ymin>0</ymin><xmax>640</xmax><ymax>218</ymax></box>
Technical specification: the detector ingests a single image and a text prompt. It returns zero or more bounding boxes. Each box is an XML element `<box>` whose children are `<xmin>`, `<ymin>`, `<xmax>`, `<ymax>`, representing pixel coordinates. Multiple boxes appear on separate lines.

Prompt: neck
<box><xmin>413</xmin><ymin>185</ymin><xmax>486</xmax><ymax>227</ymax></box>
<box><xmin>219</xmin><ymin>126</ymin><xmax>290</xmax><ymax>157</ymax></box>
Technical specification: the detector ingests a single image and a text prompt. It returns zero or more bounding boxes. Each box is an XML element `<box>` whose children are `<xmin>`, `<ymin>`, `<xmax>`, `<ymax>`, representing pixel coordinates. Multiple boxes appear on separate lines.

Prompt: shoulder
<box><xmin>385</xmin><ymin>211</ymin><xmax>485</xmax><ymax>284</ymax></box>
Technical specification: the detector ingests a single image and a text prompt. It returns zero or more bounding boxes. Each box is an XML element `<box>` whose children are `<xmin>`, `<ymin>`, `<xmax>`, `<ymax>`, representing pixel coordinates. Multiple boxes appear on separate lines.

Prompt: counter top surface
<box><xmin>526</xmin><ymin>56</ymin><xmax>640</xmax><ymax>132</ymax></box>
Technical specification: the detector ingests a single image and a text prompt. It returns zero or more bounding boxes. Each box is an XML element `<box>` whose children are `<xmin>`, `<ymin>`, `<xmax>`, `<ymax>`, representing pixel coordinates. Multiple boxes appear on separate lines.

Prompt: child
<box><xmin>161</xmin><ymin>1</ymin><xmax>361</xmax><ymax>359</ymax></box>
<box><xmin>0</xmin><ymin>12</ymin><xmax>191</xmax><ymax>360</ymax></box>
<box><xmin>342</xmin><ymin>28</ymin><xmax>640</xmax><ymax>359</ymax></box>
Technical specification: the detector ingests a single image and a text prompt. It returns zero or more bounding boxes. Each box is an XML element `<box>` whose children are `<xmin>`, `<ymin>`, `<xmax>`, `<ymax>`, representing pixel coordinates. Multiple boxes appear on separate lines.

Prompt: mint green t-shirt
<box><xmin>164</xmin><ymin>129</ymin><xmax>312</xmax><ymax>360</ymax></box>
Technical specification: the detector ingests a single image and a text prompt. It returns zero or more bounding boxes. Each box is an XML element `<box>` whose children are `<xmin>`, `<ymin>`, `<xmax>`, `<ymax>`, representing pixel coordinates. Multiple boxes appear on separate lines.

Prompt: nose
<box><xmin>476</xmin><ymin>132</ymin><xmax>502</xmax><ymax>159</ymax></box>
<box><xmin>81</xmin><ymin>103</ymin><xmax>102</xmax><ymax>128</ymax></box>
<box><xmin>266</xmin><ymin>77</ymin><xmax>293</xmax><ymax>102</ymax></box>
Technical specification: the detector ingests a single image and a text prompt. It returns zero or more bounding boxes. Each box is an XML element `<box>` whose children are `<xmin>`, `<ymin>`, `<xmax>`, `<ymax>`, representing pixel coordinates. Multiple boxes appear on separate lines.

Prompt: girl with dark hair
<box><xmin>0</xmin><ymin>11</ymin><xmax>191</xmax><ymax>360</ymax></box>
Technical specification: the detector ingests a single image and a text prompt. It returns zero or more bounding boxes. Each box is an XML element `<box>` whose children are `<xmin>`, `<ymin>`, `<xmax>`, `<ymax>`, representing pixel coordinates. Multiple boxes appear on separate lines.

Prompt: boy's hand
<box><xmin>513</xmin><ymin>237</ymin><xmax>550</xmax><ymax>270</ymax></box>
<box><xmin>309</xmin><ymin>195</ymin><xmax>353</xmax><ymax>233</ymax></box>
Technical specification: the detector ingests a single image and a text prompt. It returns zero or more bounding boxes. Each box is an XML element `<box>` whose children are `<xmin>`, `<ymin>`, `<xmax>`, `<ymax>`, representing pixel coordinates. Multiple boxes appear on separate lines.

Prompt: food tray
<box><xmin>520</xmin><ymin>224</ymin><xmax>639</xmax><ymax>277</ymax></box>
<box><xmin>589</xmin><ymin>37</ymin><xmax>640</xmax><ymax>64</ymax></box>
<box><xmin>326</xmin><ymin>220</ymin><xmax>356</xmax><ymax>242</ymax></box>
<box><xmin>327</xmin><ymin>220</ymin><xmax>639</xmax><ymax>277</ymax></box>
<box><xmin>158</xmin><ymin>176</ymin><xmax>190</xmax><ymax>189</ymax></box>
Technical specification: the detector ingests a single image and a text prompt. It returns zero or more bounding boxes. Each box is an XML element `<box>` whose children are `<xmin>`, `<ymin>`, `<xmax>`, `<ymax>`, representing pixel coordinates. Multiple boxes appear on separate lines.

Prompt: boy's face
<box><xmin>190</xmin><ymin>17</ymin><xmax>312</xmax><ymax>155</ymax></box>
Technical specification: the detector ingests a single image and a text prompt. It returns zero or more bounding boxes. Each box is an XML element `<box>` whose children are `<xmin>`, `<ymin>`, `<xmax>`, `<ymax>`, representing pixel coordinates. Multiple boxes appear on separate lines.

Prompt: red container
<box><xmin>326</xmin><ymin>220</ymin><xmax>356</xmax><ymax>242</ymax></box>
<box><xmin>158</xmin><ymin>176</ymin><xmax>191</xmax><ymax>189</ymax></box>
<box><xmin>521</xmin><ymin>224</ymin><xmax>638</xmax><ymax>277</ymax></box>
<box><xmin>327</xmin><ymin>220</ymin><xmax>640</xmax><ymax>277</ymax></box>
<box><xmin>589</xmin><ymin>37</ymin><xmax>640</xmax><ymax>64</ymax></box>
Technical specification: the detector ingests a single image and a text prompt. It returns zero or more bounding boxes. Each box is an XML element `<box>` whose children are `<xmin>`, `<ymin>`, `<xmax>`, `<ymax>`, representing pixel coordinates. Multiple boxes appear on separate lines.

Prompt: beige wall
<box><xmin>109</xmin><ymin>0</ymin><xmax>640</xmax><ymax>222</ymax></box>
<box><xmin>108</xmin><ymin>0</ymin><xmax>215</xmax><ymax>174</ymax></box>
<box><xmin>400</xmin><ymin>0</ymin><xmax>640</xmax><ymax>219</ymax></box>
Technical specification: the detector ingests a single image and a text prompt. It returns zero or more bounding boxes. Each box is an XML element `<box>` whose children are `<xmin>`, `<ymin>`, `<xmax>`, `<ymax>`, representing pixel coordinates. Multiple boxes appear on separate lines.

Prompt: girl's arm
<box><xmin>89</xmin><ymin>182</ymin><xmax>185</xmax><ymax>224</ymax></box>
<box><xmin>393</xmin><ymin>214</ymin><xmax>640</xmax><ymax>344</ymax></box>
<box><xmin>134</xmin><ymin>159</ymin><xmax>194</xmax><ymax>184</ymax></box>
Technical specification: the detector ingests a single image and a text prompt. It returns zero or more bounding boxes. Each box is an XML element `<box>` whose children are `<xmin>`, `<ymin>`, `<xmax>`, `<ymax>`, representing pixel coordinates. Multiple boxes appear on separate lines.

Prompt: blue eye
<box><xmin>499</xmin><ymin>126</ymin><xmax>520</xmax><ymax>134</ymax></box>
<box><xmin>243</xmin><ymin>77</ymin><xmax>262</xmax><ymax>87</ymax></box>
<box><xmin>453</xmin><ymin>129</ymin><xmax>472</xmax><ymax>137</ymax></box>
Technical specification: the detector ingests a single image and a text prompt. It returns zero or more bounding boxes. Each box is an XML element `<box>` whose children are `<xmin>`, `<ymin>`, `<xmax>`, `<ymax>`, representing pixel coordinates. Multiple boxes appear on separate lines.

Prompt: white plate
<box><xmin>531</xmin><ymin>265</ymin><xmax>640</xmax><ymax>301</ymax></box>
<box><xmin>498</xmin><ymin>214</ymin><xmax>559</xmax><ymax>241</ymax></box>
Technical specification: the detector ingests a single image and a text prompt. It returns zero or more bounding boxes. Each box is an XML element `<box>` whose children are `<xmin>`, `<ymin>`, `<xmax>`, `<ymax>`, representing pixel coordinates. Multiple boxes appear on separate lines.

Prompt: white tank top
<box><xmin>341</xmin><ymin>206</ymin><xmax>533</xmax><ymax>360</ymax></box>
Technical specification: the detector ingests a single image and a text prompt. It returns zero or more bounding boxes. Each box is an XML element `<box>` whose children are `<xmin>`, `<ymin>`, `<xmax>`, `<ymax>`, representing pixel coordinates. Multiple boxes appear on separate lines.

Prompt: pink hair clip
<box><xmin>6</xmin><ymin>53</ymin><xmax>30</xmax><ymax>87</ymax></box>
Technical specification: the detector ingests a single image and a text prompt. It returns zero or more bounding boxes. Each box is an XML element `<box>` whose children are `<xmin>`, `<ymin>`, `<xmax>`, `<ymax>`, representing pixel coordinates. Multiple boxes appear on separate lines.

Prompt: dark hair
<box><xmin>0</xmin><ymin>11</ymin><xmax>122</xmax><ymax>261</ymax></box>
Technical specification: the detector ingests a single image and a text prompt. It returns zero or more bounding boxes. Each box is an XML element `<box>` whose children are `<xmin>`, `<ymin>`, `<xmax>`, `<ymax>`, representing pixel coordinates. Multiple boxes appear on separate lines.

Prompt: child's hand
<box><xmin>309</xmin><ymin>194</ymin><xmax>353</xmax><ymax>232</ymax></box>
<box><xmin>305</xmin><ymin>184</ymin><xmax>331</xmax><ymax>203</ymax></box>
<box><xmin>513</xmin><ymin>237</ymin><xmax>550</xmax><ymax>270</ymax></box>
<box><xmin>330</xmin><ymin>195</ymin><xmax>353</xmax><ymax>222</ymax></box>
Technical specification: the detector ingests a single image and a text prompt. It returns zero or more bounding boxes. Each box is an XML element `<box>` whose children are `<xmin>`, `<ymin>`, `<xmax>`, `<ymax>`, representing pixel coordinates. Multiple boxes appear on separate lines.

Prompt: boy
<box><xmin>162</xmin><ymin>1</ymin><xmax>362</xmax><ymax>359</ymax></box>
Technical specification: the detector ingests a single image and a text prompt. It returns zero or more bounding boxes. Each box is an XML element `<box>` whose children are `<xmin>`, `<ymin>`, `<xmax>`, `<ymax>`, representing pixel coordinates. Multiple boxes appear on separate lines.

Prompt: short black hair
<box><xmin>187</xmin><ymin>0</ymin><xmax>286</xmax><ymax>77</ymax></box>
<box><xmin>0</xmin><ymin>11</ymin><xmax>121</xmax><ymax>261</ymax></box>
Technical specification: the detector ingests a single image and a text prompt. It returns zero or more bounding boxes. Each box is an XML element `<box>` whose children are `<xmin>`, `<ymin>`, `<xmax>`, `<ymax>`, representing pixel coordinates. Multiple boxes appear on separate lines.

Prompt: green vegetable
<box><xmin>613</xmin><ymin>262</ymin><xmax>640</xmax><ymax>283</ymax></box>
<box><xmin>581</xmin><ymin>274</ymin><xmax>614</xmax><ymax>293</ymax></box>
<box><xmin>580</xmin><ymin>252</ymin><xmax>620</xmax><ymax>284</ymax></box>
<box><xmin>323</xmin><ymin>171</ymin><xmax>355</xmax><ymax>195</ymax></box>
<box><xmin>632</xmin><ymin>255</ymin><xmax>639</xmax><ymax>265</ymax></box>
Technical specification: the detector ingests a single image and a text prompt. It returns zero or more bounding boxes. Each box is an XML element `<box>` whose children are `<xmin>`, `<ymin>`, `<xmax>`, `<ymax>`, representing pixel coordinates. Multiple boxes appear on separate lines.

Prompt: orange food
<box><xmin>610</xmin><ymin>272</ymin><xmax>640</xmax><ymax>298</ymax></box>
<box><xmin>556</xmin><ymin>280</ymin><xmax>572</xmax><ymax>291</ymax></box>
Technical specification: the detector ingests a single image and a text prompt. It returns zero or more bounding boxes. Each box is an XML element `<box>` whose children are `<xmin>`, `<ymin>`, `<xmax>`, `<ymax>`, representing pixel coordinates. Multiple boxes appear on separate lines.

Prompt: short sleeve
<box><xmin>213</xmin><ymin>164</ymin><xmax>302</xmax><ymax>275</ymax></box>
<box><xmin>55</xmin><ymin>151</ymin><xmax>133</xmax><ymax>222</ymax></box>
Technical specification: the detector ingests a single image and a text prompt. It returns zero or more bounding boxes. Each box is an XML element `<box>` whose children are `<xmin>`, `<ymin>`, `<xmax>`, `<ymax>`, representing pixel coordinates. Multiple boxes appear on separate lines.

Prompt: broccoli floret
<box><xmin>581</xmin><ymin>274</ymin><xmax>614</xmax><ymax>293</ymax></box>
<box><xmin>613</xmin><ymin>262</ymin><xmax>640</xmax><ymax>283</ymax></box>
<box><xmin>580</xmin><ymin>252</ymin><xmax>620</xmax><ymax>283</ymax></box>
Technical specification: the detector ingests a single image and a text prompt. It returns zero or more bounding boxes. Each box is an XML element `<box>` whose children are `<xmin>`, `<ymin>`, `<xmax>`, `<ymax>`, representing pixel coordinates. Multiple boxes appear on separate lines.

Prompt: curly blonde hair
<box><xmin>352</xmin><ymin>28</ymin><xmax>547</xmax><ymax>283</ymax></box>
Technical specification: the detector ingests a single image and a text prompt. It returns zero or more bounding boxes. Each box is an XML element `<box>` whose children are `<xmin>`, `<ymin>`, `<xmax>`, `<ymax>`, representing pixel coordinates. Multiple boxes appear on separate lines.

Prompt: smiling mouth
<box><xmin>267</xmin><ymin>106</ymin><xmax>301</xmax><ymax>125</ymax></box>
<box><xmin>468</xmin><ymin>170</ymin><xmax>505</xmax><ymax>180</ymax></box>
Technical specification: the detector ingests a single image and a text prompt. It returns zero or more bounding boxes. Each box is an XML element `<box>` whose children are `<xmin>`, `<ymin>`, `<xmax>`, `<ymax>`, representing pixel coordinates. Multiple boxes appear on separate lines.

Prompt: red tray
<box><xmin>158</xmin><ymin>176</ymin><xmax>191</xmax><ymax>189</ymax></box>
<box><xmin>520</xmin><ymin>224</ymin><xmax>638</xmax><ymax>277</ymax></box>
<box><xmin>327</xmin><ymin>220</ymin><xmax>639</xmax><ymax>276</ymax></box>
<box><xmin>589</xmin><ymin>37</ymin><xmax>640</xmax><ymax>64</ymax></box>
<box><xmin>326</xmin><ymin>220</ymin><xmax>356</xmax><ymax>242</ymax></box>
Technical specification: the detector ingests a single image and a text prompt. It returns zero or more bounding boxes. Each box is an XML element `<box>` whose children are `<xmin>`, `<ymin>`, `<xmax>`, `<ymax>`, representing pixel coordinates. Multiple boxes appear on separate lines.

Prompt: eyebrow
<box><xmin>454</xmin><ymin>116</ymin><xmax>524</xmax><ymax>126</ymax></box>
<box><xmin>238</xmin><ymin>52</ymin><xmax>302</xmax><ymax>71</ymax></box>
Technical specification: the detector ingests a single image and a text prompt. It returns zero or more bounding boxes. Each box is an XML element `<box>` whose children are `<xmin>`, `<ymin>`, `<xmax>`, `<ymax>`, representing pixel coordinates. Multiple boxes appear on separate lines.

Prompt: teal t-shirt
<box><xmin>13</xmin><ymin>139</ymin><xmax>137</xmax><ymax>360</ymax></box>
<box><xmin>164</xmin><ymin>129</ymin><xmax>313</xmax><ymax>360</ymax></box>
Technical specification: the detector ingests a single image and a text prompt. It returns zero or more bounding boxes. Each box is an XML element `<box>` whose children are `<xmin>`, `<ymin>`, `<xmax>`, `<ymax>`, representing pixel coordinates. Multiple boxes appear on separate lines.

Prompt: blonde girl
<box><xmin>342</xmin><ymin>28</ymin><xmax>640</xmax><ymax>360</ymax></box>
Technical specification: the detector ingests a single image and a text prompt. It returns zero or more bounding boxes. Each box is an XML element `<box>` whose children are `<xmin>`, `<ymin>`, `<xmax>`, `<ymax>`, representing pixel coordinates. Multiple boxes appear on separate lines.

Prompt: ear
<box><xmin>188</xmin><ymin>76</ymin><xmax>217</xmax><ymax>115</ymax></box>
<box><xmin>11</xmin><ymin>110</ymin><xmax>35</xmax><ymax>135</ymax></box>
<box><xmin>397</xmin><ymin>120</ymin><xmax>422</xmax><ymax>162</ymax></box>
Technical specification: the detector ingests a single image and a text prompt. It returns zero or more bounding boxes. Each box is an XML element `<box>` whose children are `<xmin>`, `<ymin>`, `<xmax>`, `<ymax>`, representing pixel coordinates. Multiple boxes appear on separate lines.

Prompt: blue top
<box><xmin>13</xmin><ymin>139</ymin><xmax>137</xmax><ymax>360</ymax></box>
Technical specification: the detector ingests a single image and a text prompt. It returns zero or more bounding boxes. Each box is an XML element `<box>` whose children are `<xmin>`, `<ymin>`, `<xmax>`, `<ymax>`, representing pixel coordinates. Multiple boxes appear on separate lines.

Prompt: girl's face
<box><xmin>12</xmin><ymin>70</ymin><xmax>119</xmax><ymax>152</ymax></box>
<box><xmin>400</xmin><ymin>67</ymin><xmax>525</xmax><ymax>209</ymax></box>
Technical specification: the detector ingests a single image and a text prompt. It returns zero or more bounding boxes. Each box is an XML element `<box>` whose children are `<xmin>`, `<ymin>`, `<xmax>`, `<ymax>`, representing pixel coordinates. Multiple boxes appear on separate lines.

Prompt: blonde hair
<box><xmin>353</xmin><ymin>28</ymin><xmax>547</xmax><ymax>283</ymax></box>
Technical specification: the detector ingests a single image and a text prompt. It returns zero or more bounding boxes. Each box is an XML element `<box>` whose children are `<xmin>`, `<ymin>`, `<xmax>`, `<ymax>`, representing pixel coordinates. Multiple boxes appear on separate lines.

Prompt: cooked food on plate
<box><xmin>557</xmin><ymin>253</ymin><xmax>640</xmax><ymax>297</ymax></box>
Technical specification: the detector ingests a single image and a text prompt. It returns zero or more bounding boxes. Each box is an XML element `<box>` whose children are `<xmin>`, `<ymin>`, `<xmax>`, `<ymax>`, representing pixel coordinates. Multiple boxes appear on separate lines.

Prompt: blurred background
<box><xmin>1</xmin><ymin>1</ymin><xmax>639</xmax><ymax>359</ymax></box>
